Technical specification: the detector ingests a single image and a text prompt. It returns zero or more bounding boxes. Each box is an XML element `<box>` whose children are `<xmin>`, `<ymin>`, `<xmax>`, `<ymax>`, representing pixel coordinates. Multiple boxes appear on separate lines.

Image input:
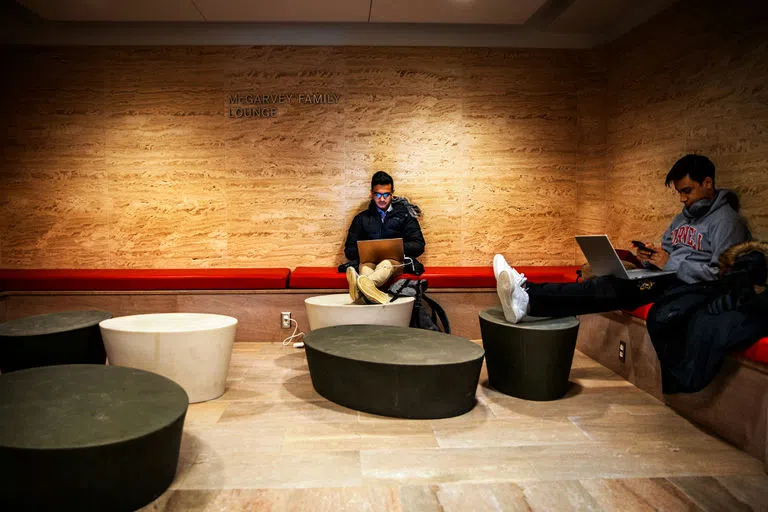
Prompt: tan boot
<box><xmin>357</xmin><ymin>260</ymin><xmax>395</xmax><ymax>304</ymax></box>
<box><xmin>346</xmin><ymin>266</ymin><xmax>365</xmax><ymax>304</ymax></box>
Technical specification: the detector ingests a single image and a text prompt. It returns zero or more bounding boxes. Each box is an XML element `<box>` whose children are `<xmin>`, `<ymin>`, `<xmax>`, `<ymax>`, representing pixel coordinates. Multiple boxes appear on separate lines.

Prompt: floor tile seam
<box><xmin>565</xmin><ymin>408</ymin><xmax>708</xmax><ymax>423</ymax></box>
<box><xmin>430</xmin><ymin>416</ymin><xmax>597</xmax><ymax>427</ymax></box>
<box><xmin>347</xmin><ymin>440</ymin><xmax>706</xmax><ymax>456</ymax></box>
<box><xmin>175</xmin><ymin>480</ymin><xmax>368</xmax><ymax>491</ymax></box>
<box><xmin>168</xmin><ymin>483</ymin><xmax>405</xmax><ymax>497</ymax></box>
<box><xmin>279</xmin><ymin>443</ymin><xmax>441</xmax><ymax>453</ymax></box>
<box><xmin>213</xmin><ymin>397</ymin><xmax>327</xmax><ymax>403</ymax></box>
<box><xmin>355</xmin><ymin>443</ymin><xmax>618</xmax><ymax>456</ymax></box>
<box><xmin>577</xmin><ymin>476</ymin><xmax>692</xmax><ymax>510</ymax></box>
<box><xmin>358</xmin><ymin>470</ymin><xmax>543</xmax><ymax>486</ymax></box>
<box><xmin>237</xmin><ymin>375</ymin><xmax>311</xmax><ymax>382</ymax></box>
<box><xmin>216</xmin><ymin>419</ymin><xmax>361</xmax><ymax>427</ymax></box>
<box><xmin>433</xmin><ymin>439</ymin><xmax>602</xmax><ymax>450</ymax></box>
<box><xmin>283</xmin><ymin>424</ymin><xmax>438</xmax><ymax>434</ymax></box>
<box><xmin>186</xmin><ymin>448</ymin><xmax>363</xmax><ymax>465</ymax></box>
<box><xmin>669</xmin><ymin>475</ymin><xmax>761</xmax><ymax>511</ymax></box>
<box><xmin>216</xmin><ymin>397</ymin><xmax>346</xmax><ymax>407</ymax></box>
<box><xmin>181</xmin><ymin>430</ymin><xmax>288</xmax><ymax>441</ymax></box>
<box><xmin>526</xmin><ymin>469</ymin><xmax>709</xmax><ymax>482</ymax></box>
<box><xmin>567</xmin><ymin>414</ymin><xmax>630</xmax><ymax>443</ymax></box>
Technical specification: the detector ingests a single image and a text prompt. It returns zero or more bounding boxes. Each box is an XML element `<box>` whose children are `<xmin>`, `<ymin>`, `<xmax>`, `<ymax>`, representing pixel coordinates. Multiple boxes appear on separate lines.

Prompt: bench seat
<box><xmin>623</xmin><ymin>304</ymin><xmax>768</xmax><ymax>365</ymax></box>
<box><xmin>288</xmin><ymin>265</ymin><xmax>581</xmax><ymax>289</ymax></box>
<box><xmin>0</xmin><ymin>269</ymin><xmax>291</xmax><ymax>291</ymax></box>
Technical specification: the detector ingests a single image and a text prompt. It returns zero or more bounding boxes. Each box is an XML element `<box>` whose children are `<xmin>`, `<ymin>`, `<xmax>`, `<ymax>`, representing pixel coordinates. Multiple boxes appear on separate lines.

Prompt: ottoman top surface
<box><xmin>480</xmin><ymin>308</ymin><xmax>579</xmax><ymax>330</ymax></box>
<box><xmin>99</xmin><ymin>312</ymin><xmax>237</xmax><ymax>333</ymax></box>
<box><xmin>304</xmin><ymin>325</ymin><xmax>484</xmax><ymax>365</ymax></box>
<box><xmin>0</xmin><ymin>365</ymin><xmax>188</xmax><ymax>450</ymax></box>
<box><xmin>0</xmin><ymin>310</ymin><xmax>112</xmax><ymax>337</ymax></box>
<box><xmin>305</xmin><ymin>294</ymin><xmax>414</xmax><ymax>306</ymax></box>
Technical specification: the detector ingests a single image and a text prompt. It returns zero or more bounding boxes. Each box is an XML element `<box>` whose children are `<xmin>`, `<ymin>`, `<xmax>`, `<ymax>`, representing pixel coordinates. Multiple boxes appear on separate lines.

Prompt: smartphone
<box><xmin>631</xmin><ymin>240</ymin><xmax>656</xmax><ymax>253</ymax></box>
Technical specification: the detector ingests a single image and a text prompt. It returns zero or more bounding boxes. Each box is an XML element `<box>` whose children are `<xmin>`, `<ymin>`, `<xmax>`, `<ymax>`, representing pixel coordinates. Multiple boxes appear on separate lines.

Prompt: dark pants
<box><xmin>526</xmin><ymin>274</ymin><xmax>683</xmax><ymax>318</ymax></box>
<box><xmin>647</xmin><ymin>283</ymin><xmax>768</xmax><ymax>393</ymax></box>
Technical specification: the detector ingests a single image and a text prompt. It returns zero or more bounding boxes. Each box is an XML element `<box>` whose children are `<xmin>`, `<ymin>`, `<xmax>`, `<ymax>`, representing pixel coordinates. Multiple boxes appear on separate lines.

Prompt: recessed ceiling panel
<box><xmin>16</xmin><ymin>0</ymin><xmax>204</xmax><ymax>21</ymax></box>
<box><xmin>548</xmin><ymin>0</ymin><xmax>635</xmax><ymax>33</ymax></box>
<box><xmin>194</xmin><ymin>0</ymin><xmax>371</xmax><ymax>22</ymax></box>
<box><xmin>370</xmin><ymin>0</ymin><xmax>548</xmax><ymax>25</ymax></box>
<box><xmin>548</xmin><ymin>0</ymin><xmax>678</xmax><ymax>34</ymax></box>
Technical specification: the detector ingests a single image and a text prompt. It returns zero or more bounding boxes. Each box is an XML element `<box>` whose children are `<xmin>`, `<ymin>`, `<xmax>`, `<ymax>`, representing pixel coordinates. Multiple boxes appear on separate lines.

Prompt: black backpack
<box><xmin>387</xmin><ymin>278</ymin><xmax>450</xmax><ymax>333</ymax></box>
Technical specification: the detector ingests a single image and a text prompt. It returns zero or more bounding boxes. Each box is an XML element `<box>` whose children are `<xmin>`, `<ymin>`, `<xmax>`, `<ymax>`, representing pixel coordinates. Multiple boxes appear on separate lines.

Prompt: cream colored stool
<box><xmin>304</xmin><ymin>294</ymin><xmax>414</xmax><ymax>330</ymax></box>
<box><xmin>99</xmin><ymin>313</ymin><xmax>237</xmax><ymax>403</ymax></box>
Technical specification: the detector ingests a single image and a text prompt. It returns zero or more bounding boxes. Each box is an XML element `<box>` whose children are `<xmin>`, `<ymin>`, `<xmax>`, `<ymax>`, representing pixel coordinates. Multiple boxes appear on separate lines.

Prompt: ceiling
<box><xmin>4</xmin><ymin>0</ymin><xmax>681</xmax><ymax>47</ymax></box>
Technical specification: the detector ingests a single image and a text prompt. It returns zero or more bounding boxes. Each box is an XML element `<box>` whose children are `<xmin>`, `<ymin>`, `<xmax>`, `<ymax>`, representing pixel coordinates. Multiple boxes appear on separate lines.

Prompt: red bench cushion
<box><xmin>625</xmin><ymin>303</ymin><xmax>653</xmax><ymax>321</ymax></box>
<box><xmin>0</xmin><ymin>269</ymin><xmax>290</xmax><ymax>291</ymax></box>
<box><xmin>623</xmin><ymin>303</ymin><xmax>768</xmax><ymax>365</ymax></box>
<box><xmin>288</xmin><ymin>266</ymin><xmax>580</xmax><ymax>289</ymax></box>
<box><xmin>743</xmin><ymin>338</ymin><xmax>768</xmax><ymax>365</ymax></box>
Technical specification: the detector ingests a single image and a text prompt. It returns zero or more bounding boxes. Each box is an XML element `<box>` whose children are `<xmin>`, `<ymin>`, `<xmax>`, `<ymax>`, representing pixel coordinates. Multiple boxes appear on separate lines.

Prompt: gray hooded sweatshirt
<box><xmin>662</xmin><ymin>189</ymin><xmax>751</xmax><ymax>283</ymax></box>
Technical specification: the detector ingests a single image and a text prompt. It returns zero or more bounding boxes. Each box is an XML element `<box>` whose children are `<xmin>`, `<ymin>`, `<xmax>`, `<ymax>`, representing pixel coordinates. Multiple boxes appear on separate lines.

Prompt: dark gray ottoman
<box><xmin>304</xmin><ymin>324</ymin><xmax>485</xmax><ymax>419</ymax></box>
<box><xmin>0</xmin><ymin>365</ymin><xmax>188</xmax><ymax>511</ymax></box>
<box><xmin>479</xmin><ymin>308</ymin><xmax>579</xmax><ymax>401</ymax></box>
<box><xmin>0</xmin><ymin>310</ymin><xmax>112</xmax><ymax>373</ymax></box>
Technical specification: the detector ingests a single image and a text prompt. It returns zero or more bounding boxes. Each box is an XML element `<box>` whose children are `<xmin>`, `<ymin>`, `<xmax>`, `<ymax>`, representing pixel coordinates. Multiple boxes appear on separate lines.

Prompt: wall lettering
<box><xmin>226</xmin><ymin>92</ymin><xmax>340</xmax><ymax>118</ymax></box>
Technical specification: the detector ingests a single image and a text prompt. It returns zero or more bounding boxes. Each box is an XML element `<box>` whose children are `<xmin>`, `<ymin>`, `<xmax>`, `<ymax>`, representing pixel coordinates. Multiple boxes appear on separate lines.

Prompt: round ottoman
<box><xmin>479</xmin><ymin>308</ymin><xmax>579</xmax><ymax>401</ymax></box>
<box><xmin>99</xmin><ymin>313</ymin><xmax>237</xmax><ymax>403</ymax></box>
<box><xmin>304</xmin><ymin>324</ymin><xmax>484</xmax><ymax>419</ymax></box>
<box><xmin>304</xmin><ymin>294</ymin><xmax>414</xmax><ymax>330</ymax></box>
<box><xmin>0</xmin><ymin>310</ymin><xmax>112</xmax><ymax>374</ymax></box>
<box><xmin>0</xmin><ymin>364</ymin><xmax>188</xmax><ymax>511</ymax></box>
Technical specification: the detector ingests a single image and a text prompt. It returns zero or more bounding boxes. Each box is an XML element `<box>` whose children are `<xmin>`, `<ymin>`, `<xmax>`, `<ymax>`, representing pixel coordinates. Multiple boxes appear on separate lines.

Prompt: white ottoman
<box><xmin>304</xmin><ymin>294</ymin><xmax>415</xmax><ymax>330</ymax></box>
<box><xmin>99</xmin><ymin>313</ymin><xmax>237</xmax><ymax>403</ymax></box>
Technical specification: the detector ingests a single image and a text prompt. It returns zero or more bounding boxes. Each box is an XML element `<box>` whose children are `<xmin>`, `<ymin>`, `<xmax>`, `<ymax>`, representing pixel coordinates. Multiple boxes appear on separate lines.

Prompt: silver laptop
<box><xmin>575</xmin><ymin>235</ymin><xmax>676</xmax><ymax>280</ymax></box>
<box><xmin>357</xmin><ymin>238</ymin><xmax>404</xmax><ymax>265</ymax></box>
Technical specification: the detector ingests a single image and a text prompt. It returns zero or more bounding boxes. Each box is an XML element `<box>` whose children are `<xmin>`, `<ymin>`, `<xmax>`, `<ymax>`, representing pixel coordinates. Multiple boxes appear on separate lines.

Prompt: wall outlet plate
<box><xmin>281</xmin><ymin>311</ymin><xmax>291</xmax><ymax>329</ymax></box>
<box><xmin>619</xmin><ymin>340</ymin><xmax>627</xmax><ymax>362</ymax></box>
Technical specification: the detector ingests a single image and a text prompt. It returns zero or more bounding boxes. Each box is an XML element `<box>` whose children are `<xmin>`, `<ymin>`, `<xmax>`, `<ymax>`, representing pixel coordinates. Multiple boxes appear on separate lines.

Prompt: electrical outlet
<box><xmin>280</xmin><ymin>311</ymin><xmax>292</xmax><ymax>329</ymax></box>
<box><xmin>619</xmin><ymin>340</ymin><xmax>627</xmax><ymax>362</ymax></box>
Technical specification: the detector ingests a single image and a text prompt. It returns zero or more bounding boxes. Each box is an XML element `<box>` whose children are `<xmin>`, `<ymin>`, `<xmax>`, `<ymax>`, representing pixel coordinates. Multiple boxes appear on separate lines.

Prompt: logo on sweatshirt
<box><xmin>670</xmin><ymin>225</ymin><xmax>703</xmax><ymax>251</ymax></box>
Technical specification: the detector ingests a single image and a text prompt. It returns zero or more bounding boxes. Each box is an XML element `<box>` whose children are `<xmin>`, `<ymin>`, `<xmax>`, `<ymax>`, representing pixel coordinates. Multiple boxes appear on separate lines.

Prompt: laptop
<box><xmin>357</xmin><ymin>238</ymin><xmax>404</xmax><ymax>265</ymax></box>
<box><xmin>575</xmin><ymin>235</ymin><xmax>676</xmax><ymax>280</ymax></box>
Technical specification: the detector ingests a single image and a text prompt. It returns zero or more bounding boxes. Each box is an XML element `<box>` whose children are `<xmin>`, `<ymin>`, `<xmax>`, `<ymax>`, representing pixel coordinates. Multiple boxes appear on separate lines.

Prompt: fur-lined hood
<box><xmin>719</xmin><ymin>241</ymin><xmax>768</xmax><ymax>284</ymax></box>
<box><xmin>391</xmin><ymin>196</ymin><xmax>422</xmax><ymax>218</ymax></box>
<box><xmin>719</xmin><ymin>241</ymin><xmax>768</xmax><ymax>272</ymax></box>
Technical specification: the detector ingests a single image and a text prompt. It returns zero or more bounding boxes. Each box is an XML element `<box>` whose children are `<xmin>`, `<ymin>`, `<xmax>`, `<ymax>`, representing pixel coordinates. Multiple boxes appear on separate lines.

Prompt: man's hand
<box><xmin>636</xmin><ymin>243</ymin><xmax>669</xmax><ymax>268</ymax></box>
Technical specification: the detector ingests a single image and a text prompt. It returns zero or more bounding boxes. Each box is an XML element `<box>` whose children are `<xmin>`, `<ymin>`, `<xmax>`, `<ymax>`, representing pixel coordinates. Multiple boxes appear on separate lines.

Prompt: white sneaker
<box><xmin>492</xmin><ymin>254</ymin><xmax>527</xmax><ymax>286</ymax></box>
<box><xmin>496</xmin><ymin>270</ymin><xmax>529</xmax><ymax>324</ymax></box>
<box><xmin>492</xmin><ymin>254</ymin><xmax>511</xmax><ymax>279</ymax></box>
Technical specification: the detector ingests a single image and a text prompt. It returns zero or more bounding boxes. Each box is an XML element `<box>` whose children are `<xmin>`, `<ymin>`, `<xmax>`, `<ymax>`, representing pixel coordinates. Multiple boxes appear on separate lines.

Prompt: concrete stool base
<box><xmin>0</xmin><ymin>310</ymin><xmax>112</xmax><ymax>374</ymax></box>
<box><xmin>479</xmin><ymin>308</ymin><xmax>579</xmax><ymax>401</ymax></box>
<box><xmin>304</xmin><ymin>325</ymin><xmax>484</xmax><ymax>418</ymax></box>
<box><xmin>0</xmin><ymin>365</ymin><xmax>188</xmax><ymax>511</ymax></box>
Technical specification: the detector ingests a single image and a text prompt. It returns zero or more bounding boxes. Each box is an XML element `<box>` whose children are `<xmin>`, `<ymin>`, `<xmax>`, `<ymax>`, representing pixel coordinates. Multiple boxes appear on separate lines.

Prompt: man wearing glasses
<box><xmin>343</xmin><ymin>171</ymin><xmax>426</xmax><ymax>304</ymax></box>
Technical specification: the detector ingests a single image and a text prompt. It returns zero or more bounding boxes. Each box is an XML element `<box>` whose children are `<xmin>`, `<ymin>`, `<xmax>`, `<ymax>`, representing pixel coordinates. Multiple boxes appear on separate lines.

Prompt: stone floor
<box><xmin>141</xmin><ymin>342</ymin><xmax>768</xmax><ymax>511</ymax></box>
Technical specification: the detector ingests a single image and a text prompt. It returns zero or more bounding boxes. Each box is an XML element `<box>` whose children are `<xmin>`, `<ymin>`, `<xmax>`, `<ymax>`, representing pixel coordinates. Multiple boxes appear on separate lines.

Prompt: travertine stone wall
<box><xmin>1</xmin><ymin>0</ymin><xmax>766</xmax><ymax>270</ymax></box>
<box><xmin>0</xmin><ymin>46</ymin><xmax>584</xmax><ymax>268</ymax></box>
<box><xmin>575</xmin><ymin>49</ymin><xmax>609</xmax><ymax>244</ymax></box>
<box><xmin>602</xmin><ymin>0</ymin><xmax>768</xmax><ymax>247</ymax></box>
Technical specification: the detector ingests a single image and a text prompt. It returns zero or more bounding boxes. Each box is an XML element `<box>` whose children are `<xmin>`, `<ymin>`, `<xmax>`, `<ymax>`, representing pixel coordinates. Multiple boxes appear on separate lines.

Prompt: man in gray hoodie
<box><xmin>495</xmin><ymin>154</ymin><xmax>751</xmax><ymax>323</ymax></box>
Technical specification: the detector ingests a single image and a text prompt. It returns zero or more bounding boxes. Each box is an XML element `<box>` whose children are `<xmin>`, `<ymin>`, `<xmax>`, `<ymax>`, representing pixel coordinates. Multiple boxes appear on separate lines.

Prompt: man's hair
<box><xmin>371</xmin><ymin>171</ymin><xmax>394</xmax><ymax>190</ymax></box>
<box><xmin>665</xmin><ymin>154</ymin><xmax>716</xmax><ymax>186</ymax></box>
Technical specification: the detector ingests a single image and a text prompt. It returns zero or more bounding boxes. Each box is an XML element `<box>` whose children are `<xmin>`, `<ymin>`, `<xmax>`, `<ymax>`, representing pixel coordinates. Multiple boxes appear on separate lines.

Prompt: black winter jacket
<box><xmin>344</xmin><ymin>200</ymin><xmax>425</xmax><ymax>262</ymax></box>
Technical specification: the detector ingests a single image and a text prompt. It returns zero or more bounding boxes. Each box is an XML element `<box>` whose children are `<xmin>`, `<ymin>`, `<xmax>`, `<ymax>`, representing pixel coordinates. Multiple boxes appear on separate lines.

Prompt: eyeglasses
<box><xmin>373</xmin><ymin>193</ymin><xmax>391</xmax><ymax>199</ymax></box>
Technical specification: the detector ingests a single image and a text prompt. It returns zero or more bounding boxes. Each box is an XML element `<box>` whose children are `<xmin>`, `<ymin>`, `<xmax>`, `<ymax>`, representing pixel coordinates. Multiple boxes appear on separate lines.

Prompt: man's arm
<box><xmin>402</xmin><ymin>215</ymin><xmax>426</xmax><ymax>258</ymax></box>
<box><xmin>344</xmin><ymin>214</ymin><xmax>364</xmax><ymax>261</ymax></box>
<box><xmin>677</xmin><ymin>217</ymin><xmax>751</xmax><ymax>283</ymax></box>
